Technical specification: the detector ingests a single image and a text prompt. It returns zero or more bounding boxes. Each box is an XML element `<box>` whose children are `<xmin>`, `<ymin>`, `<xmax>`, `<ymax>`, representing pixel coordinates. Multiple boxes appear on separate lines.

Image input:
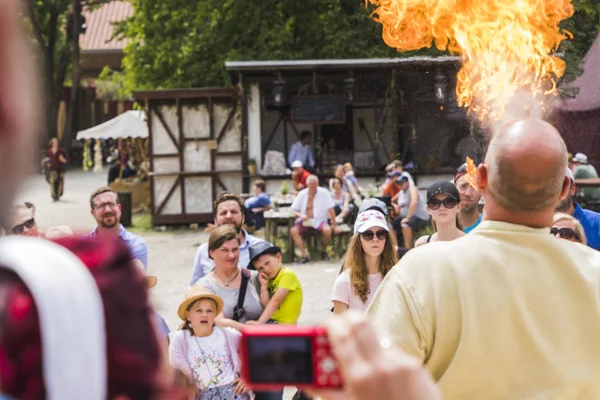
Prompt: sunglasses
<box><xmin>550</xmin><ymin>227</ymin><xmax>580</xmax><ymax>241</ymax></box>
<box><xmin>360</xmin><ymin>230</ymin><xmax>388</xmax><ymax>241</ymax></box>
<box><xmin>427</xmin><ymin>198</ymin><xmax>458</xmax><ymax>210</ymax></box>
<box><xmin>11</xmin><ymin>218</ymin><xmax>35</xmax><ymax>235</ymax></box>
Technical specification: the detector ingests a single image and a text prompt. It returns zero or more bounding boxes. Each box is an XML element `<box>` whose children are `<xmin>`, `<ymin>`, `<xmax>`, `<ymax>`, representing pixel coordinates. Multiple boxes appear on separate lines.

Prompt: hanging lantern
<box><xmin>344</xmin><ymin>77</ymin><xmax>356</xmax><ymax>102</ymax></box>
<box><xmin>434</xmin><ymin>71</ymin><xmax>447</xmax><ymax>104</ymax></box>
<box><xmin>272</xmin><ymin>74</ymin><xmax>287</xmax><ymax>105</ymax></box>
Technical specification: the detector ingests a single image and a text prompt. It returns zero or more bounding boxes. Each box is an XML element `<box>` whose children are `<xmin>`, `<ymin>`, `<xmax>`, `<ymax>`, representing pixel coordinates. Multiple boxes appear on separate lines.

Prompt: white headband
<box><xmin>0</xmin><ymin>236</ymin><xmax>106</xmax><ymax>400</ymax></box>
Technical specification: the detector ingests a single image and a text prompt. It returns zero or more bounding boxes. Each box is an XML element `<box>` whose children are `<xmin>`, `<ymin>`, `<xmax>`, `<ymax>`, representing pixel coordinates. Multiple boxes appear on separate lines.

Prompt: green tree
<box><xmin>26</xmin><ymin>0</ymin><xmax>109</xmax><ymax>148</ymax></box>
<box><xmin>119</xmin><ymin>0</ymin><xmax>597</xmax><ymax>93</ymax></box>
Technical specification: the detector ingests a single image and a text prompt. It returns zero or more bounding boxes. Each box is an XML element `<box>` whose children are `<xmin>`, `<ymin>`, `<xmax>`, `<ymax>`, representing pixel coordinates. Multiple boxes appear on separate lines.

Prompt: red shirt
<box><xmin>295</xmin><ymin>169</ymin><xmax>311</xmax><ymax>188</ymax></box>
<box><xmin>48</xmin><ymin>148</ymin><xmax>67</xmax><ymax>171</ymax></box>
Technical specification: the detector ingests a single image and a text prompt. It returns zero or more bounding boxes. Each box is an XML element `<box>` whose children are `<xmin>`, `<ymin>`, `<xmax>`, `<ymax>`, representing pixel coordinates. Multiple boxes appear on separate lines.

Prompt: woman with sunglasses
<box><xmin>552</xmin><ymin>213</ymin><xmax>587</xmax><ymax>245</ymax></box>
<box><xmin>415</xmin><ymin>181</ymin><xmax>465</xmax><ymax>247</ymax></box>
<box><xmin>331</xmin><ymin>210</ymin><xmax>398</xmax><ymax>313</ymax></box>
<box><xmin>6</xmin><ymin>204</ymin><xmax>39</xmax><ymax>237</ymax></box>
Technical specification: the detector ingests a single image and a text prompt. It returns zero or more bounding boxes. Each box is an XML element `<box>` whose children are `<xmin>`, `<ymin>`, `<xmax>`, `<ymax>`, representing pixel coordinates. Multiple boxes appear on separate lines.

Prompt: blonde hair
<box><xmin>552</xmin><ymin>212</ymin><xmax>587</xmax><ymax>245</ymax></box>
<box><xmin>343</xmin><ymin>231</ymin><xmax>398</xmax><ymax>303</ymax></box>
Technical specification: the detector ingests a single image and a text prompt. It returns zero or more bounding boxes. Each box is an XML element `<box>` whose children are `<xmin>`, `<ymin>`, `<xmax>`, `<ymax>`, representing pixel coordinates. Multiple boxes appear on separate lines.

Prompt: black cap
<box><xmin>358</xmin><ymin>198</ymin><xmax>388</xmax><ymax>216</ymax></box>
<box><xmin>247</xmin><ymin>241</ymin><xmax>282</xmax><ymax>270</ymax></box>
<box><xmin>426</xmin><ymin>181</ymin><xmax>460</xmax><ymax>203</ymax></box>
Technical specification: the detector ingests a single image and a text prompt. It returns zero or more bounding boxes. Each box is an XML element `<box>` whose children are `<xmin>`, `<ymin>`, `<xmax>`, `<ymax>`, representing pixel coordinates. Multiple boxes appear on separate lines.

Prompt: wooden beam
<box><xmin>216</xmin><ymin>102</ymin><xmax>238</xmax><ymax>144</ymax></box>
<box><xmin>152</xmin><ymin>106</ymin><xmax>179</xmax><ymax>149</ymax></box>
<box><xmin>155</xmin><ymin>176</ymin><xmax>181</xmax><ymax>216</ymax></box>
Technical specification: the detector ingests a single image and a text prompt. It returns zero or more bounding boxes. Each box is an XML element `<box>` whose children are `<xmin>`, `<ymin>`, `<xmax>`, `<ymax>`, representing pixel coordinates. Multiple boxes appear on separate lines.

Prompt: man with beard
<box><xmin>189</xmin><ymin>193</ymin><xmax>269</xmax><ymax>285</ymax></box>
<box><xmin>454</xmin><ymin>163</ymin><xmax>482</xmax><ymax>232</ymax></box>
<box><xmin>555</xmin><ymin>167</ymin><xmax>600</xmax><ymax>250</ymax></box>
<box><xmin>88</xmin><ymin>187</ymin><xmax>148</xmax><ymax>267</ymax></box>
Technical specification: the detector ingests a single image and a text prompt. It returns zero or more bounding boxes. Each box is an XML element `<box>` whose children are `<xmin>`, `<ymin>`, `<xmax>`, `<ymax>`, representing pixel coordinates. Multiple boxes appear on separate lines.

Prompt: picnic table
<box><xmin>264</xmin><ymin>207</ymin><xmax>296</xmax><ymax>261</ymax></box>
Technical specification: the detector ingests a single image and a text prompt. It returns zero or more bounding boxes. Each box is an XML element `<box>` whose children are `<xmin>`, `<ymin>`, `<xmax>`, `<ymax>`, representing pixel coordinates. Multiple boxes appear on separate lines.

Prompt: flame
<box><xmin>367</xmin><ymin>0</ymin><xmax>574</xmax><ymax>121</ymax></box>
<box><xmin>465</xmin><ymin>156</ymin><xmax>479</xmax><ymax>189</ymax></box>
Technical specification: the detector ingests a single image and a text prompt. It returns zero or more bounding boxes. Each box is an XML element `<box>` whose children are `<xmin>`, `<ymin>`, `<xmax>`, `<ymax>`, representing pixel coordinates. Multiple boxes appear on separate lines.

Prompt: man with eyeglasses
<box><xmin>87</xmin><ymin>187</ymin><xmax>148</xmax><ymax>268</ymax></box>
<box><xmin>454</xmin><ymin>163</ymin><xmax>482</xmax><ymax>233</ymax></box>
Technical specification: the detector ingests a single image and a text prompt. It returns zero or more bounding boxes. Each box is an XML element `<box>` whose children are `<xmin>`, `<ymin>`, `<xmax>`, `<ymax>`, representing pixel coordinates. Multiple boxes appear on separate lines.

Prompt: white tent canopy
<box><xmin>76</xmin><ymin>110</ymin><xmax>148</xmax><ymax>140</ymax></box>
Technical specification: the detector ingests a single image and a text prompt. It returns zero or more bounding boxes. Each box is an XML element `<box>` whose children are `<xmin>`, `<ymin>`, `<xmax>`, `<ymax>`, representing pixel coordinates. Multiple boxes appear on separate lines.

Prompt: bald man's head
<box><xmin>483</xmin><ymin>119</ymin><xmax>567</xmax><ymax>212</ymax></box>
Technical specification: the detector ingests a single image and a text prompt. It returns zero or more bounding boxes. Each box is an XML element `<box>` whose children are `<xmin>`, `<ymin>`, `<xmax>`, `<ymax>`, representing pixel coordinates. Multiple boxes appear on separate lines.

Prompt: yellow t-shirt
<box><xmin>268</xmin><ymin>267</ymin><xmax>303</xmax><ymax>324</ymax></box>
<box><xmin>368</xmin><ymin>220</ymin><xmax>600</xmax><ymax>400</ymax></box>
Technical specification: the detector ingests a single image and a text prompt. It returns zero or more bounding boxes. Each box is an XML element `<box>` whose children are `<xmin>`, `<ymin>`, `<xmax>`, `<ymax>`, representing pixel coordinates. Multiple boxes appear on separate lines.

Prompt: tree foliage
<box><xmin>119</xmin><ymin>0</ymin><xmax>598</xmax><ymax>93</ymax></box>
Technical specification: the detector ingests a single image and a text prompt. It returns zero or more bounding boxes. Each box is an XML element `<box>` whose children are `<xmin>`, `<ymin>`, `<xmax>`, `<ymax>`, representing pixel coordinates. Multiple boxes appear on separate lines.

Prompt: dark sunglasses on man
<box><xmin>10</xmin><ymin>218</ymin><xmax>35</xmax><ymax>235</ymax></box>
<box><xmin>550</xmin><ymin>227</ymin><xmax>580</xmax><ymax>241</ymax></box>
<box><xmin>360</xmin><ymin>229</ymin><xmax>388</xmax><ymax>241</ymax></box>
<box><xmin>427</xmin><ymin>197</ymin><xmax>458</xmax><ymax>210</ymax></box>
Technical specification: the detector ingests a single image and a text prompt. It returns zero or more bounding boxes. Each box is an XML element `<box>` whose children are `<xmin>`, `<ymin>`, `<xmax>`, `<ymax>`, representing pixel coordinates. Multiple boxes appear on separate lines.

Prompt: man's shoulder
<box><xmin>121</xmin><ymin>227</ymin><xmax>146</xmax><ymax>244</ymax></box>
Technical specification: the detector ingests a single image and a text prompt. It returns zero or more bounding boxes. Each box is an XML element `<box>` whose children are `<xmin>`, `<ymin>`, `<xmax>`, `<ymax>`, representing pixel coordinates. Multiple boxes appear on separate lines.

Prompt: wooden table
<box><xmin>264</xmin><ymin>208</ymin><xmax>296</xmax><ymax>261</ymax></box>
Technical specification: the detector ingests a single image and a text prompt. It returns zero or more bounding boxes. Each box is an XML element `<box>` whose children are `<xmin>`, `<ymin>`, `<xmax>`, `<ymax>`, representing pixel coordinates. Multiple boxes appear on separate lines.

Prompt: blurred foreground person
<box><xmin>369</xmin><ymin>119</ymin><xmax>600</xmax><ymax>399</ymax></box>
<box><xmin>0</xmin><ymin>2</ymin><xmax>192</xmax><ymax>398</ymax></box>
<box><xmin>0</xmin><ymin>236</ymin><xmax>195</xmax><ymax>399</ymax></box>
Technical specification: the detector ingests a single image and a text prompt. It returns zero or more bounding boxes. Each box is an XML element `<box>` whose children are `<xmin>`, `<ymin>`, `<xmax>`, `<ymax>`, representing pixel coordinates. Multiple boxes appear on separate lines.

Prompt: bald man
<box><xmin>368</xmin><ymin>119</ymin><xmax>600</xmax><ymax>399</ymax></box>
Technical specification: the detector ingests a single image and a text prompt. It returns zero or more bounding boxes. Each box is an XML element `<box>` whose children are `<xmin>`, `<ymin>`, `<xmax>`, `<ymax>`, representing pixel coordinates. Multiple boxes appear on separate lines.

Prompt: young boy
<box><xmin>247</xmin><ymin>242</ymin><xmax>303</xmax><ymax>325</ymax></box>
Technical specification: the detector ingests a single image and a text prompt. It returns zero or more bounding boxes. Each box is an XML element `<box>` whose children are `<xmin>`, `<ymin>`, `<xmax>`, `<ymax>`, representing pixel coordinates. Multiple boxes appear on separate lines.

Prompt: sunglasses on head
<box><xmin>11</xmin><ymin>218</ymin><xmax>35</xmax><ymax>235</ymax></box>
<box><xmin>550</xmin><ymin>227</ymin><xmax>580</xmax><ymax>241</ymax></box>
<box><xmin>427</xmin><ymin>197</ymin><xmax>458</xmax><ymax>210</ymax></box>
<box><xmin>360</xmin><ymin>229</ymin><xmax>388</xmax><ymax>241</ymax></box>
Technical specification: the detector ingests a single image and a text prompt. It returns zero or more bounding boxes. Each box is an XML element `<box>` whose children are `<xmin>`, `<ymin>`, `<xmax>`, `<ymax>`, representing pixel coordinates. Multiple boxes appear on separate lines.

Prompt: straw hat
<box><xmin>45</xmin><ymin>225</ymin><xmax>74</xmax><ymax>240</ymax></box>
<box><xmin>177</xmin><ymin>285</ymin><xmax>224</xmax><ymax>320</ymax></box>
<box><xmin>132</xmin><ymin>259</ymin><xmax>157</xmax><ymax>288</ymax></box>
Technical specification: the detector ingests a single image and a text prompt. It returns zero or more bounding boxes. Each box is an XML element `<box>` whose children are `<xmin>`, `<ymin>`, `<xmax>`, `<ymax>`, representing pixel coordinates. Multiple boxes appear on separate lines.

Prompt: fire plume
<box><xmin>367</xmin><ymin>0</ymin><xmax>574</xmax><ymax>121</ymax></box>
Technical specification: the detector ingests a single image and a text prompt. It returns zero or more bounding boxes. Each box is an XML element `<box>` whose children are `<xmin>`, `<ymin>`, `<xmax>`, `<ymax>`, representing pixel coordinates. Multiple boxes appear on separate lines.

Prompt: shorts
<box><xmin>294</xmin><ymin>221</ymin><xmax>328</xmax><ymax>235</ymax></box>
<box><xmin>391</xmin><ymin>215</ymin><xmax>429</xmax><ymax>232</ymax></box>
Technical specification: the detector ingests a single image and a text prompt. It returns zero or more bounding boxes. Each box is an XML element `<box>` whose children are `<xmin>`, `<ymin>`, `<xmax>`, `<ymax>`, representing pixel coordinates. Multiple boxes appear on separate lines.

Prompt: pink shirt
<box><xmin>331</xmin><ymin>270</ymin><xmax>383</xmax><ymax>311</ymax></box>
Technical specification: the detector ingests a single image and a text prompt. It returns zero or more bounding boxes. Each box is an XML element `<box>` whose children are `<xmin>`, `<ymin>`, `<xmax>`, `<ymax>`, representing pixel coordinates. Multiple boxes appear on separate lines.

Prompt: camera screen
<box><xmin>247</xmin><ymin>336</ymin><xmax>313</xmax><ymax>384</ymax></box>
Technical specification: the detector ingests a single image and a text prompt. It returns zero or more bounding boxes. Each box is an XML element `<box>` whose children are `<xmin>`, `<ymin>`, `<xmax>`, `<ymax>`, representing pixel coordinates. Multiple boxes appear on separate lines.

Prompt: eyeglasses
<box><xmin>360</xmin><ymin>230</ymin><xmax>388</xmax><ymax>241</ymax></box>
<box><xmin>550</xmin><ymin>227</ymin><xmax>580</xmax><ymax>241</ymax></box>
<box><xmin>93</xmin><ymin>201</ymin><xmax>119</xmax><ymax>210</ymax></box>
<box><xmin>428</xmin><ymin>198</ymin><xmax>458</xmax><ymax>210</ymax></box>
<box><xmin>10</xmin><ymin>218</ymin><xmax>35</xmax><ymax>235</ymax></box>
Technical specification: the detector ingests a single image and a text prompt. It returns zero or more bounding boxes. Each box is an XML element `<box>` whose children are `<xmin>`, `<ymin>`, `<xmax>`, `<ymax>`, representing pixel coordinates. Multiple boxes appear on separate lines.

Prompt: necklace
<box><xmin>215</xmin><ymin>269</ymin><xmax>240</xmax><ymax>287</ymax></box>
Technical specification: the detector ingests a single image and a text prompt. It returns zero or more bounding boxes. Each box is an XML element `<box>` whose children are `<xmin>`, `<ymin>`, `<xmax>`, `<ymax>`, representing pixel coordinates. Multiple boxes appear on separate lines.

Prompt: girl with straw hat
<box><xmin>170</xmin><ymin>285</ymin><xmax>251</xmax><ymax>400</ymax></box>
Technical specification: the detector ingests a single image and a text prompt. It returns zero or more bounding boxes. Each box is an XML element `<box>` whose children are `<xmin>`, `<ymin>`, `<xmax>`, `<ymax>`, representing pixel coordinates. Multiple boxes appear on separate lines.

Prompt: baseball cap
<box><xmin>354</xmin><ymin>210</ymin><xmax>389</xmax><ymax>234</ymax></box>
<box><xmin>387</xmin><ymin>170</ymin><xmax>401</xmax><ymax>178</ymax></box>
<box><xmin>358</xmin><ymin>198</ymin><xmax>388</xmax><ymax>216</ymax></box>
<box><xmin>426</xmin><ymin>181</ymin><xmax>461</xmax><ymax>203</ymax></box>
<box><xmin>566</xmin><ymin>166</ymin><xmax>575</xmax><ymax>182</ymax></box>
<box><xmin>291</xmin><ymin>160</ymin><xmax>303</xmax><ymax>168</ymax></box>
<box><xmin>572</xmin><ymin>153</ymin><xmax>588</xmax><ymax>164</ymax></box>
<box><xmin>247</xmin><ymin>241</ymin><xmax>282</xmax><ymax>269</ymax></box>
<box><xmin>454</xmin><ymin>163</ymin><xmax>468</xmax><ymax>183</ymax></box>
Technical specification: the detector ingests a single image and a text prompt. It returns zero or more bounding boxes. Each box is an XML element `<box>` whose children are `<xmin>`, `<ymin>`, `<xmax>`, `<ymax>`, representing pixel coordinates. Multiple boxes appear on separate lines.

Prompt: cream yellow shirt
<box><xmin>368</xmin><ymin>220</ymin><xmax>600</xmax><ymax>400</ymax></box>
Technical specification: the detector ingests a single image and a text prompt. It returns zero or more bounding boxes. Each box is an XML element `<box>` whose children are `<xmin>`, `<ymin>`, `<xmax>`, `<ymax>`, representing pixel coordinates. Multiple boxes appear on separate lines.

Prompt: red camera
<box><xmin>240</xmin><ymin>325</ymin><xmax>342</xmax><ymax>390</ymax></box>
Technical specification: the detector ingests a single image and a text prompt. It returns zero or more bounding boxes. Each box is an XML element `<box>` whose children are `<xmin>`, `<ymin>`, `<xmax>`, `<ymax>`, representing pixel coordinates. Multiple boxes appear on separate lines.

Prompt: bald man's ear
<box><xmin>476</xmin><ymin>163</ymin><xmax>488</xmax><ymax>192</ymax></box>
<box><xmin>558</xmin><ymin>177</ymin><xmax>572</xmax><ymax>201</ymax></box>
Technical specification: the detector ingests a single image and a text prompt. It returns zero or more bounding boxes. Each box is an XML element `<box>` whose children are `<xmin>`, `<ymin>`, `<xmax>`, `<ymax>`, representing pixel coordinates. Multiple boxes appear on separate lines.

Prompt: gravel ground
<box><xmin>15</xmin><ymin>168</ymin><xmax>340</xmax><ymax>399</ymax></box>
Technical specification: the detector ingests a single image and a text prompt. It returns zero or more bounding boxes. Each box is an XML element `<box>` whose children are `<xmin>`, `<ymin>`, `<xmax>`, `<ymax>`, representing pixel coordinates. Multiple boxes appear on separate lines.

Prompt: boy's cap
<box><xmin>247</xmin><ymin>241</ymin><xmax>282</xmax><ymax>269</ymax></box>
<box><xmin>358</xmin><ymin>198</ymin><xmax>388</xmax><ymax>217</ymax></box>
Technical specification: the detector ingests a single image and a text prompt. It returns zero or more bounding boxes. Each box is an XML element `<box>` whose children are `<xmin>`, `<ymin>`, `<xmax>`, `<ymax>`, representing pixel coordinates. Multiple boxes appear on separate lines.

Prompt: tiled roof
<box><xmin>80</xmin><ymin>1</ymin><xmax>132</xmax><ymax>52</ymax></box>
<box><xmin>560</xmin><ymin>33</ymin><xmax>600</xmax><ymax>112</ymax></box>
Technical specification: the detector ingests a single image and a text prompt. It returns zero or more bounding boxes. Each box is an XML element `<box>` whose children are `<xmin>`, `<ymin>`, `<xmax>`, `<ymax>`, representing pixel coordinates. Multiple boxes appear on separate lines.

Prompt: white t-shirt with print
<box><xmin>186</xmin><ymin>327</ymin><xmax>240</xmax><ymax>390</ymax></box>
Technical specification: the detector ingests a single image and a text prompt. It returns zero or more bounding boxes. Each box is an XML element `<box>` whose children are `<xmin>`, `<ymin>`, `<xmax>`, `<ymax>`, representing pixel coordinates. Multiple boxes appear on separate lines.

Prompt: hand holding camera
<box><xmin>240</xmin><ymin>312</ymin><xmax>441</xmax><ymax>400</ymax></box>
